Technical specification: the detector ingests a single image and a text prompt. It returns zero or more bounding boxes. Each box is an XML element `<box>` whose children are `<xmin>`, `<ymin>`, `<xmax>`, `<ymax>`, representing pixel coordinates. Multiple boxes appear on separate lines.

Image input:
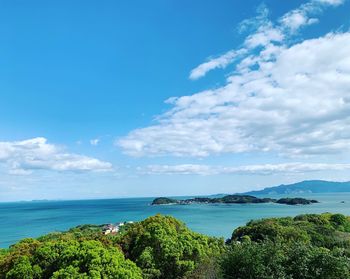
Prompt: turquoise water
<box><xmin>1</xmin><ymin>192</ymin><xmax>350</xmax><ymax>248</ymax></box>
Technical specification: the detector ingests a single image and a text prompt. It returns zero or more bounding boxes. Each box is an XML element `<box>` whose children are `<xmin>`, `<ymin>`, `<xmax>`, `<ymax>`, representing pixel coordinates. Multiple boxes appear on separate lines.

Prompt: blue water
<box><xmin>1</xmin><ymin>192</ymin><xmax>350</xmax><ymax>248</ymax></box>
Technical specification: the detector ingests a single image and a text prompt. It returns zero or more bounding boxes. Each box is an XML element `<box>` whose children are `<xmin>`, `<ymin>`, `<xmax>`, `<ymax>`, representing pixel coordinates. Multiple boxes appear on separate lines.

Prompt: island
<box><xmin>276</xmin><ymin>197</ymin><xmax>319</xmax><ymax>205</ymax></box>
<box><xmin>151</xmin><ymin>197</ymin><xmax>179</xmax><ymax>205</ymax></box>
<box><xmin>151</xmin><ymin>195</ymin><xmax>318</xmax><ymax>205</ymax></box>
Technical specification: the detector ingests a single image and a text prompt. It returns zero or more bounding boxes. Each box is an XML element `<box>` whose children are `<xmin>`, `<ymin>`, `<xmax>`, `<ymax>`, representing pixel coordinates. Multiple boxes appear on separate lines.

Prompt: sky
<box><xmin>1</xmin><ymin>0</ymin><xmax>350</xmax><ymax>201</ymax></box>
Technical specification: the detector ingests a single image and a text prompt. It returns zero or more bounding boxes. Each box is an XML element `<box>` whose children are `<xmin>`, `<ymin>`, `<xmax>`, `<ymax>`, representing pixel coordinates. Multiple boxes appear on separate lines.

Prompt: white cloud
<box><xmin>119</xmin><ymin>30</ymin><xmax>350</xmax><ymax>157</ymax></box>
<box><xmin>144</xmin><ymin>163</ymin><xmax>350</xmax><ymax>176</ymax></box>
<box><xmin>144</xmin><ymin>164</ymin><xmax>214</xmax><ymax>175</ymax></box>
<box><xmin>189</xmin><ymin>3</ymin><xmax>276</xmax><ymax>80</ymax></box>
<box><xmin>280</xmin><ymin>11</ymin><xmax>311</xmax><ymax>32</ymax></box>
<box><xmin>316</xmin><ymin>0</ymin><xmax>345</xmax><ymax>6</ymax></box>
<box><xmin>278</xmin><ymin>0</ymin><xmax>343</xmax><ymax>32</ymax></box>
<box><xmin>0</xmin><ymin>137</ymin><xmax>113</xmax><ymax>174</ymax></box>
<box><xmin>189</xmin><ymin>0</ymin><xmax>345</xmax><ymax>80</ymax></box>
<box><xmin>244</xmin><ymin>24</ymin><xmax>284</xmax><ymax>49</ymax></box>
<box><xmin>189</xmin><ymin>50</ymin><xmax>241</xmax><ymax>80</ymax></box>
<box><xmin>238</xmin><ymin>4</ymin><xmax>270</xmax><ymax>33</ymax></box>
<box><xmin>90</xmin><ymin>138</ymin><xmax>100</xmax><ymax>146</ymax></box>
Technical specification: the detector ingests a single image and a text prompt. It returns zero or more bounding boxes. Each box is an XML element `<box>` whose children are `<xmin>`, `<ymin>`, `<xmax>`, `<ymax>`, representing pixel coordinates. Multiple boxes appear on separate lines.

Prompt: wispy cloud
<box><xmin>118</xmin><ymin>1</ymin><xmax>350</xmax><ymax>158</ymax></box>
<box><xmin>237</xmin><ymin>4</ymin><xmax>270</xmax><ymax>34</ymax></box>
<box><xmin>0</xmin><ymin>137</ymin><xmax>113</xmax><ymax>174</ymax></box>
<box><xmin>90</xmin><ymin>138</ymin><xmax>100</xmax><ymax>146</ymax></box>
<box><xmin>143</xmin><ymin>163</ymin><xmax>350</xmax><ymax>176</ymax></box>
<box><xmin>189</xmin><ymin>50</ymin><xmax>242</xmax><ymax>80</ymax></box>
<box><xmin>189</xmin><ymin>0</ymin><xmax>345</xmax><ymax>80</ymax></box>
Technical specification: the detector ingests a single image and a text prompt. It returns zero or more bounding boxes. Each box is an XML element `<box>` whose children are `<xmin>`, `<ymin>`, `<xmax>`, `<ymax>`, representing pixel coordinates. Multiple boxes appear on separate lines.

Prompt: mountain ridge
<box><xmin>243</xmin><ymin>180</ymin><xmax>350</xmax><ymax>195</ymax></box>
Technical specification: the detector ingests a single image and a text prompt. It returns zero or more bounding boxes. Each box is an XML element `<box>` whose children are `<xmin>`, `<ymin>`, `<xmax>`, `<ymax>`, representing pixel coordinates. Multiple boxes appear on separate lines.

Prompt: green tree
<box><xmin>221</xmin><ymin>241</ymin><xmax>288</xmax><ymax>279</ymax></box>
<box><xmin>231</xmin><ymin>213</ymin><xmax>350</xmax><ymax>250</ymax></box>
<box><xmin>5</xmin><ymin>256</ymin><xmax>42</xmax><ymax>279</ymax></box>
<box><xmin>221</xmin><ymin>241</ymin><xmax>350</xmax><ymax>279</ymax></box>
<box><xmin>119</xmin><ymin>214</ymin><xmax>224</xmax><ymax>279</ymax></box>
<box><xmin>1</xmin><ymin>240</ymin><xmax>142</xmax><ymax>279</ymax></box>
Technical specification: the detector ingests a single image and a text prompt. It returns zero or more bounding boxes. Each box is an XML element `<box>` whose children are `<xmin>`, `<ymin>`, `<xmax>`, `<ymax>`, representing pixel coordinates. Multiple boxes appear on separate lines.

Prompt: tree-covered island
<box><xmin>151</xmin><ymin>195</ymin><xmax>319</xmax><ymax>205</ymax></box>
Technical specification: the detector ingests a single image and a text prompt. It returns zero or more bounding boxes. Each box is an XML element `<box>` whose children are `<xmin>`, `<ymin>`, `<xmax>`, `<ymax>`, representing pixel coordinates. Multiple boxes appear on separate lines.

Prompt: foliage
<box><xmin>0</xmin><ymin>239</ymin><xmax>142</xmax><ymax>279</ymax></box>
<box><xmin>231</xmin><ymin>213</ymin><xmax>350</xmax><ymax>250</ymax></box>
<box><xmin>221</xmin><ymin>241</ymin><xmax>350</xmax><ymax>279</ymax></box>
<box><xmin>118</xmin><ymin>214</ymin><xmax>225</xmax><ymax>279</ymax></box>
<box><xmin>1</xmin><ymin>213</ymin><xmax>350</xmax><ymax>279</ymax></box>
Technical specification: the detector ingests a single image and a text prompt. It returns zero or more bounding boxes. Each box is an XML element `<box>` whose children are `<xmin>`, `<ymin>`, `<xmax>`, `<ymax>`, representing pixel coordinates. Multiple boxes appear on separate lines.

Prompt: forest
<box><xmin>1</xmin><ymin>213</ymin><xmax>350</xmax><ymax>278</ymax></box>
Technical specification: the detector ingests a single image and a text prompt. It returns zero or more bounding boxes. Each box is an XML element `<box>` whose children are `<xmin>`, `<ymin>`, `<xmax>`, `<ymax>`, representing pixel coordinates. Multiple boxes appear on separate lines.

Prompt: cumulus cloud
<box><xmin>0</xmin><ymin>137</ymin><xmax>113</xmax><ymax>174</ymax></box>
<box><xmin>143</xmin><ymin>163</ymin><xmax>350</xmax><ymax>175</ymax></box>
<box><xmin>118</xmin><ymin>30</ymin><xmax>350</xmax><ymax>157</ymax></box>
<box><xmin>189</xmin><ymin>0</ymin><xmax>345</xmax><ymax>80</ymax></box>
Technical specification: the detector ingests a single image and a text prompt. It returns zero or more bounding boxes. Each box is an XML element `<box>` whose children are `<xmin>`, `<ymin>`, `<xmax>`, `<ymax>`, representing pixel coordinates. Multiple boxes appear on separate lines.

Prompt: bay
<box><xmin>1</xmin><ymin>192</ymin><xmax>350</xmax><ymax>248</ymax></box>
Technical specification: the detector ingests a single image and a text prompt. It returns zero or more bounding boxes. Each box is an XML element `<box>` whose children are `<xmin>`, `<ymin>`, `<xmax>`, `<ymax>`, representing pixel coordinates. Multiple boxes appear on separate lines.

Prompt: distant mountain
<box><xmin>243</xmin><ymin>180</ymin><xmax>350</xmax><ymax>195</ymax></box>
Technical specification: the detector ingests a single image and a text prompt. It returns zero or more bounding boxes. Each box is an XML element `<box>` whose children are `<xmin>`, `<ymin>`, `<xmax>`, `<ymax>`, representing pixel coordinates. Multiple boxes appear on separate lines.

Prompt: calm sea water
<box><xmin>1</xmin><ymin>192</ymin><xmax>350</xmax><ymax>248</ymax></box>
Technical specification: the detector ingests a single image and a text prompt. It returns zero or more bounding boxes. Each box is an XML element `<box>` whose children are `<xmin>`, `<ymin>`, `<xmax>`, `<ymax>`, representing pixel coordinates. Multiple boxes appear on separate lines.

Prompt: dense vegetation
<box><xmin>118</xmin><ymin>215</ymin><xmax>224</xmax><ymax>279</ymax></box>
<box><xmin>0</xmin><ymin>215</ymin><xmax>223</xmax><ymax>279</ymax></box>
<box><xmin>152</xmin><ymin>195</ymin><xmax>317</xmax><ymax>205</ymax></box>
<box><xmin>1</xmin><ymin>213</ymin><xmax>350</xmax><ymax>278</ymax></box>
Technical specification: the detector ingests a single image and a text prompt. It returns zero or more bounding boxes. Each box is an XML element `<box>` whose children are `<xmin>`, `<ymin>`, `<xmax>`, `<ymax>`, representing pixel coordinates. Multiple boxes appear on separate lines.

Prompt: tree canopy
<box><xmin>1</xmin><ymin>213</ymin><xmax>350</xmax><ymax>279</ymax></box>
<box><xmin>0</xmin><ymin>239</ymin><xmax>142</xmax><ymax>279</ymax></box>
<box><xmin>118</xmin><ymin>214</ymin><xmax>224</xmax><ymax>279</ymax></box>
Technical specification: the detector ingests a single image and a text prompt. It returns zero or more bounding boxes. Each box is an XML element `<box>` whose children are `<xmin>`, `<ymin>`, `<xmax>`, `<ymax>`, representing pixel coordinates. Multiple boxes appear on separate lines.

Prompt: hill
<box><xmin>244</xmin><ymin>180</ymin><xmax>350</xmax><ymax>195</ymax></box>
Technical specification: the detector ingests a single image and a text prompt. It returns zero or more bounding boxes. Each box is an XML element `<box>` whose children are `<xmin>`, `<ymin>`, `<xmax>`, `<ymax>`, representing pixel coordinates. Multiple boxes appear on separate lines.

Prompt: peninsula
<box><xmin>151</xmin><ymin>195</ymin><xmax>319</xmax><ymax>206</ymax></box>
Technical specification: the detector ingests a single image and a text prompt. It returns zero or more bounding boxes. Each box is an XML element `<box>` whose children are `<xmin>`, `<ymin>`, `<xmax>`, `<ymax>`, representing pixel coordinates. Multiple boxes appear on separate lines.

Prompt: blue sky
<box><xmin>1</xmin><ymin>0</ymin><xmax>350</xmax><ymax>201</ymax></box>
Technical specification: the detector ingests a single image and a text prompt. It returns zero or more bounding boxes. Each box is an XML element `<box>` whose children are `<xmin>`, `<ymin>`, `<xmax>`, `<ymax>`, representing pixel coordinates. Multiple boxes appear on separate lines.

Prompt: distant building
<box><xmin>102</xmin><ymin>224</ymin><xmax>119</xmax><ymax>235</ymax></box>
<box><xmin>102</xmin><ymin>221</ymin><xmax>133</xmax><ymax>235</ymax></box>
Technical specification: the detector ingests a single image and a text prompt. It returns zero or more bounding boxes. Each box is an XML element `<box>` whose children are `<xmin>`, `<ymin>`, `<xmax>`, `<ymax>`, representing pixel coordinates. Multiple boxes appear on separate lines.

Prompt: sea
<box><xmin>1</xmin><ymin>192</ymin><xmax>350</xmax><ymax>248</ymax></box>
